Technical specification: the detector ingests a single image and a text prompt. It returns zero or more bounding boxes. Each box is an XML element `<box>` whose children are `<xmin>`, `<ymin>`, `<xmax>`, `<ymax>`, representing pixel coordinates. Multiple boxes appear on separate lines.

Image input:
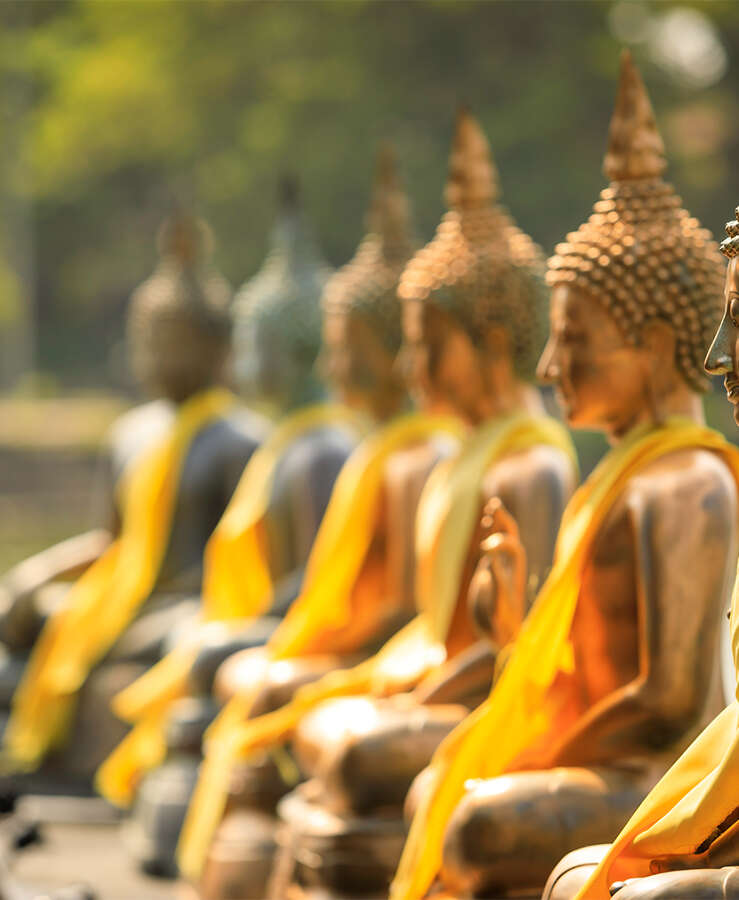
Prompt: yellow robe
<box><xmin>574</xmin><ymin>577</ymin><xmax>739</xmax><ymax>897</ymax></box>
<box><xmin>177</xmin><ymin>412</ymin><xmax>576</xmax><ymax>881</ymax></box>
<box><xmin>389</xmin><ymin>418</ymin><xmax>739</xmax><ymax>900</ymax></box>
<box><xmin>3</xmin><ymin>388</ymin><xmax>236</xmax><ymax>772</ymax></box>
<box><xmin>96</xmin><ymin>403</ymin><xmax>367</xmax><ymax>807</ymax></box>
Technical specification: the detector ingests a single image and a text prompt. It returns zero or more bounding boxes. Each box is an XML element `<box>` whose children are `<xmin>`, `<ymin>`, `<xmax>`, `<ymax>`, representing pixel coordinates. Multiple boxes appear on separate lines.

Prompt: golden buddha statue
<box><xmin>181</xmin><ymin>109</ymin><xmax>578</xmax><ymax>900</ymax></box>
<box><xmin>0</xmin><ymin>211</ymin><xmax>267</xmax><ymax>787</ymax></box>
<box><xmin>208</xmin><ymin>174</ymin><xmax>363</xmax><ymax>624</ymax></box>
<box><xmin>540</xmin><ymin>210</ymin><xmax>739</xmax><ymax>900</ymax></box>
<box><xmin>214</xmin><ymin>145</ymin><xmax>432</xmax><ymax>700</ymax></box>
<box><xmin>389</xmin><ymin>51</ymin><xmax>739</xmax><ymax>900</ymax></box>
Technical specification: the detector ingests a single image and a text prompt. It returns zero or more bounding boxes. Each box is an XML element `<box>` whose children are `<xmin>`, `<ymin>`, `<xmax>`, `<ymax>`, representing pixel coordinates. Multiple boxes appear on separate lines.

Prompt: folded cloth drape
<box><xmin>177</xmin><ymin>411</ymin><xmax>576</xmax><ymax>881</ymax></box>
<box><xmin>96</xmin><ymin>402</ymin><xmax>367</xmax><ymax>807</ymax></box>
<box><xmin>389</xmin><ymin>418</ymin><xmax>739</xmax><ymax>900</ymax></box>
<box><xmin>3</xmin><ymin>387</ymin><xmax>237</xmax><ymax>772</ymax></box>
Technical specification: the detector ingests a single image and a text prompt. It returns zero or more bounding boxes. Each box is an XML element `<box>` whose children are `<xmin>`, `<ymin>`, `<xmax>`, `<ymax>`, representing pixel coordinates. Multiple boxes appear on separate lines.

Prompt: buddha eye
<box><xmin>560</xmin><ymin>326</ymin><xmax>583</xmax><ymax>344</ymax></box>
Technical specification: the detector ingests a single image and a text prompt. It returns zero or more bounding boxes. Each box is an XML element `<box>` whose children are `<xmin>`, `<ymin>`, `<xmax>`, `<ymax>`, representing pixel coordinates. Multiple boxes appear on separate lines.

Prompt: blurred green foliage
<box><xmin>1</xmin><ymin>0</ymin><xmax>739</xmax><ymax>393</ymax></box>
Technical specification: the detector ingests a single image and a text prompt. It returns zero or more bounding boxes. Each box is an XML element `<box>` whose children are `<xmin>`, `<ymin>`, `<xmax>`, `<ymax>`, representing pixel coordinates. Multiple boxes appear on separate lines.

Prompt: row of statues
<box><xmin>2</xmin><ymin>48</ymin><xmax>739</xmax><ymax>900</ymax></box>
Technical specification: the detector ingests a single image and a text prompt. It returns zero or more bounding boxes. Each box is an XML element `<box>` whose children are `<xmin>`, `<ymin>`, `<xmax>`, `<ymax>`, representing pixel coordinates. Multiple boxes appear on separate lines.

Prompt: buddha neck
<box><xmin>282</xmin><ymin>372</ymin><xmax>326</xmax><ymax>414</ymax></box>
<box><xmin>607</xmin><ymin>382</ymin><xmax>704</xmax><ymax>444</ymax></box>
<box><xmin>467</xmin><ymin>380</ymin><xmax>544</xmax><ymax>428</ymax></box>
<box><xmin>368</xmin><ymin>382</ymin><xmax>409</xmax><ymax>424</ymax></box>
<box><xmin>467</xmin><ymin>349</ymin><xmax>545</xmax><ymax>426</ymax></box>
<box><xmin>164</xmin><ymin>381</ymin><xmax>217</xmax><ymax>407</ymax></box>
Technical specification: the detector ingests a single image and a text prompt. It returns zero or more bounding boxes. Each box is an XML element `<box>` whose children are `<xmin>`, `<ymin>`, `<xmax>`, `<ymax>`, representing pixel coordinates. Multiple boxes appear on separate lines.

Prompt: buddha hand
<box><xmin>467</xmin><ymin>498</ymin><xmax>527</xmax><ymax>648</ymax></box>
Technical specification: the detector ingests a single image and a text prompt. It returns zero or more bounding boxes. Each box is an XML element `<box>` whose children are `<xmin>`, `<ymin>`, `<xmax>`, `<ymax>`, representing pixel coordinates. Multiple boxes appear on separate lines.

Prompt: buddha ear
<box><xmin>641</xmin><ymin>320</ymin><xmax>678</xmax><ymax>420</ymax></box>
<box><xmin>482</xmin><ymin>323</ymin><xmax>510</xmax><ymax>361</ymax></box>
<box><xmin>642</xmin><ymin>319</ymin><xmax>676</xmax><ymax>368</ymax></box>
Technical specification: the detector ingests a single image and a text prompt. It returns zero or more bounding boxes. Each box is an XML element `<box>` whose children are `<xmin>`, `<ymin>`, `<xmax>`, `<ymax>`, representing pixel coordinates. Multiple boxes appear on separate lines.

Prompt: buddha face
<box><xmin>319</xmin><ymin>307</ymin><xmax>404</xmax><ymax>417</ymax></box>
<box><xmin>130</xmin><ymin>317</ymin><xmax>226</xmax><ymax>404</ymax></box>
<box><xmin>235</xmin><ymin>314</ymin><xmax>294</xmax><ymax>408</ymax></box>
<box><xmin>705</xmin><ymin>257</ymin><xmax>739</xmax><ymax>425</ymax></box>
<box><xmin>401</xmin><ymin>298</ymin><xmax>488</xmax><ymax>423</ymax></box>
<box><xmin>537</xmin><ymin>284</ymin><xmax>674</xmax><ymax>436</ymax></box>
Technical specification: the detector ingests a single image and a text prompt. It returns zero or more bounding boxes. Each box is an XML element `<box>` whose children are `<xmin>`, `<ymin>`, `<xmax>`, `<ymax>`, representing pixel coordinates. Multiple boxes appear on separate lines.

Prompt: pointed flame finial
<box><xmin>367</xmin><ymin>142</ymin><xmax>413</xmax><ymax>261</ymax></box>
<box><xmin>603</xmin><ymin>49</ymin><xmax>666</xmax><ymax>182</ymax></box>
<box><xmin>156</xmin><ymin>208</ymin><xmax>213</xmax><ymax>266</ymax></box>
<box><xmin>444</xmin><ymin>106</ymin><xmax>499</xmax><ymax>211</ymax></box>
<box><xmin>278</xmin><ymin>173</ymin><xmax>300</xmax><ymax>212</ymax></box>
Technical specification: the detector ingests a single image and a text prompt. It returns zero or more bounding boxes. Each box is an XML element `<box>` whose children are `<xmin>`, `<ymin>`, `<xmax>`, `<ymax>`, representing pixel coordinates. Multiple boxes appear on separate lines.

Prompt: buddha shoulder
<box><xmin>482</xmin><ymin>441</ymin><xmax>575</xmax><ymax>505</ymax></box>
<box><xmin>209</xmin><ymin>405</ymin><xmax>270</xmax><ymax>455</ymax></box>
<box><xmin>624</xmin><ymin>445</ymin><xmax>738</xmax><ymax>527</ymax></box>
<box><xmin>383</xmin><ymin>433</ymin><xmax>459</xmax><ymax>492</ymax></box>
<box><xmin>108</xmin><ymin>399</ymin><xmax>175</xmax><ymax>472</ymax></box>
<box><xmin>276</xmin><ymin>423</ymin><xmax>358</xmax><ymax>485</ymax></box>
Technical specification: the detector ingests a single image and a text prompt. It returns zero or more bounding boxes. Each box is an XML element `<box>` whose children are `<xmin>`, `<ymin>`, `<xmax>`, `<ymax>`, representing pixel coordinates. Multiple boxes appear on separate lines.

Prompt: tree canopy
<box><xmin>2</xmin><ymin>0</ymin><xmax>738</xmax><ymax>389</ymax></box>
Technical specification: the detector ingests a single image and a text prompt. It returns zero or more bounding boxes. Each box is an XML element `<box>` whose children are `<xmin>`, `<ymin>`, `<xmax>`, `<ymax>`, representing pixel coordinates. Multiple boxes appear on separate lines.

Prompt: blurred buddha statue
<box><xmin>540</xmin><ymin>212</ymin><xmax>739</xmax><ymax>900</ymax></box>
<box><xmin>228</xmin><ymin>175</ymin><xmax>366</xmax><ymax>615</ymax></box>
<box><xmin>173</xmin><ymin>144</ymin><xmax>477</xmax><ymax>900</ymax></box>
<box><xmin>97</xmin><ymin>176</ymin><xmax>367</xmax><ymax>875</ymax></box>
<box><xmin>178</xmin><ymin>109</ymin><xmax>579</xmax><ymax>900</ymax></box>
<box><xmin>389</xmin><ymin>51</ymin><xmax>739</xmax><ymax>900</ymax></box>
<box><xmin>0</xmin><ymin>210</ymin><xmax>267</xmax><ymax>787</ymax></box>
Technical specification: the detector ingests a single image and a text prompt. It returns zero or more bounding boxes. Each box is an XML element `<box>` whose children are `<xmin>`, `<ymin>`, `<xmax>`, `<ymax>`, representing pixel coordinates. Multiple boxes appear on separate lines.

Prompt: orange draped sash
<box><xmin>3</xmin><ymin>388</ymin><xmax>236</xmax><ymax>771</ymax></box>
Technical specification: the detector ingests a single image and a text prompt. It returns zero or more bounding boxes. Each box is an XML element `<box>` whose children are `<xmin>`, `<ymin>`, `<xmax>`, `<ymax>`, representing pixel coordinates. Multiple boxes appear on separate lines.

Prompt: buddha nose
<box><xmin>393</xmin><ymin>345</ymin><xmax>412</xmax><ymax>384</ymax></box>
<box><xmin>708</xmin><ymin>354</ymin><xmax>733</xmax><ymax>376</ymax></box>
<box><xmin>536</xmin><ymin>336</ymin><xmax>560</xmax><ymax>384</ymax></box>
<box><xmin>705</xmin><ymin>318</ymin><xmax>735</xmax><ymax>376</ymax></box>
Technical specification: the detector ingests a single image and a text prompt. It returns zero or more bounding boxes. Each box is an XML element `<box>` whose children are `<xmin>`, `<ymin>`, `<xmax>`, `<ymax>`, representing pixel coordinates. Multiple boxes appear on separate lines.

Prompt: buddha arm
<box><xmin>418</xmin><ymin>450</ymin><xmax>573</xmax><ymax>704</ymax></box>
<box><xmin>0</xmin><ymin>529</ymin><xmax>111</xmax><ymax>648</ymax></box>
<box><xmin>414</xmin><ymin>641</ymin><xmax>496</xmax><ymax>707</ymax></box>
<box><xmin>486</xmin><ymin>445</ymin><xmax>574</xmax><ymax>596</ymax></box>
<box><xmin>546</xmin><ymin>452</ymin><xmax>737</xmax><ymax>768</ymax></box>
<box><xmin>268</xmin><ymin>437</ymin><xmax>352</xmax><ymax>617</ymax></box>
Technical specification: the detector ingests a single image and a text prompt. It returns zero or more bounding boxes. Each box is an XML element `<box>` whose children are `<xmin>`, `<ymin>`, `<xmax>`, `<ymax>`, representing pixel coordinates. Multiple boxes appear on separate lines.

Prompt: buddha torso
<box><xmin>260</xmin><ymin>423</ymin><xmax>359</xmax><ymax>616</ymax></box>
<box><xmin>108</xmin><ymin>400</ymin><xmax>267</xmax><ymax>604</ymax></box>
<box><xmin>567</xmin><ymin>447</ymin><xmax>734</xmax><ymax>753</ymax></box>
<box><xmin>217</xmin><ymin>431</ymin><xmax>457</xmax><ymax>706</ymax></box>
<box><xmin>419</xmin><ymin>440</ymin><xmax>575</xmax><ymax>680</ymax></box>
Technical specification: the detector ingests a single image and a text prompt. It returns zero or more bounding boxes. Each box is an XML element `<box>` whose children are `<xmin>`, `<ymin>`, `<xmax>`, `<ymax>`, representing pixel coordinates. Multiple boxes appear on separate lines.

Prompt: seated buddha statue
<box><xmin>179</xmin><ymin>109</ymin><xmax>578</xmax><ymax>900</ymax></box>
<box><xmin>96</xmin><ymin>177</ymin><xmax>368</xmax><ymax>875</ymax></box>
<box><xmin>211</xmin><ymin>145</ymin><xmax>445</xmax><ymax>710</ymax></box>
<box><xmin>0</xmin><ymin>211</ymin><xmax>267</xmax><ymax>788</ymax></box>
<box><xmin>230</xmin><ymin>175</ymin><xmax>367</xmax><ymax>617</ymax></box>
<box><xmin>387</xmin><ymin>51</ymin><xmax>739</xmax><ymax>900</ymax></box>
<box><xmin>539</xmin><ymin>216</ymin><xmax>739</xmax><ymax>900</ymax></box>
<box><xmin>174</xmin><ymin>145</ymin><xmax>475</xmax><ymax>899</ymax></box>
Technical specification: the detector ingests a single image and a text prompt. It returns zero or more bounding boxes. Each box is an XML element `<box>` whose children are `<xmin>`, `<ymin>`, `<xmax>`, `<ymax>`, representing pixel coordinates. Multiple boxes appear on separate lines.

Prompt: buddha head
<box><xmin>233</xmin><ymin>176</ymin><xmax>332</xmax><ymax>415</ymax></box>
<box><xmin>398</xmin><ymin>109</ymin><xmax>547</xmax><ymax>424</ymax></box>
<box><xmin>127</xmin><ymin>210</ymin><xmax>232</xmax><ymax>404</ymax></box>
<box><xmin>319</xmin><ymin>145</ymin><xmax>413</xmax><ymax>421</ymax></box>
<box><xmin>705</xmin><ymin>211</ymin><xmax>739</xmax><ymax>425</ymax></box>
<box><xmin>539</xmin><ymin>51</ymin><xmax>725</xmax><ymax>438</ymax></box>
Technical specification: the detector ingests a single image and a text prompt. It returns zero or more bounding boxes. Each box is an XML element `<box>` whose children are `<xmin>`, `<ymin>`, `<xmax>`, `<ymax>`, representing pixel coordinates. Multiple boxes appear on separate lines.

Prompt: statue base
<box><xmin>275</xmin><ymin>784</ymin><xmax>407</xmax><ymax>897</ymax></box>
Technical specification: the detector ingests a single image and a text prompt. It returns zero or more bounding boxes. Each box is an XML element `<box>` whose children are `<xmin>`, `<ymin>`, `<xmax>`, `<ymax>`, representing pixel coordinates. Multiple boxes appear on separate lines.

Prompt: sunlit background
<box><xmin>2</xmin><ymin>0</ymin><xmax>738</xmax><ymax>568</ymax></box>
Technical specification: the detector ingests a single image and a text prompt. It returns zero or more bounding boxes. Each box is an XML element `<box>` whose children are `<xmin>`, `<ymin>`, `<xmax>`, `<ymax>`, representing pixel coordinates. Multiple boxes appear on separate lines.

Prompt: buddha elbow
<box><xmin>637</xmin><ymin>682</ymin><xmax>703</xmax><ymax>747</ymax></box>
